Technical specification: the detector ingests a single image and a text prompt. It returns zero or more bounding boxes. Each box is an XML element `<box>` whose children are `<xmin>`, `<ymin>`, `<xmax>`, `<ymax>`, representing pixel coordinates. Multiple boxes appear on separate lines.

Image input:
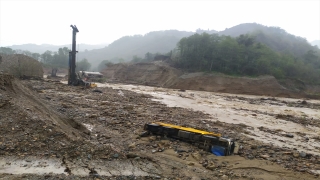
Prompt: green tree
<box><xmin>131</xmin><ymin>55</ymin><xmax>143</xmax><ymax>63</ymax></box>
<box><xmin>31</xmin><ymin>53</ymin><xmax>41</xmax><ymax>61</ymax></box>
<box><xmin>41</xmin><ymin>50</ymin><xmax>54</xmax><ymax>65</ymax></box>
<box><xmin>0</xmin><ymin>47</ymin><xmax>16</xmax><ymax>55</ymax></box>
<box><xmin>173</xmin><ymin>32</ymin><xmax>320</xmax><ymax>84</ymax></box>
<box><xmin>76</xmin><ymin>58</ymin><xmax>91</xmax><ymax>71</ymax></box>
<box><xmin>41</xmin><ymin>47</ymin><xmax>70</xmax><ymax>77</ymax></box>
<box><xmin>97</xmin><ymin>60</ymin><xmax>109</xmax><ymax>71</ymax></box>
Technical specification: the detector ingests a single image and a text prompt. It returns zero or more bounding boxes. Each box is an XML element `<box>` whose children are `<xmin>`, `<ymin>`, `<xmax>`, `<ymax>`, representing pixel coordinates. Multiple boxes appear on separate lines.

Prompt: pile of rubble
<box><xmin>0</xmin><ymin>54</ymin><xmax>43</xmax><ymax>78</ymax></box>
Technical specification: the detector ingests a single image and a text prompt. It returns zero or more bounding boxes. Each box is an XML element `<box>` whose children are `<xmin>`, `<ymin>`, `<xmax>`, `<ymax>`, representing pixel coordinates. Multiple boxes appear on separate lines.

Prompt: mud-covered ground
<box><xmin>0</xmin><ymin>77</ymin><xmax>320</xmax><ymax>179</ymax></box>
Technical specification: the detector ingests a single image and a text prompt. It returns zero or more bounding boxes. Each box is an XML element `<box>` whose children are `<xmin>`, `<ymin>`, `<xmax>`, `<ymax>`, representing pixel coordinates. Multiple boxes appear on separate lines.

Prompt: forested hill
<box><xmin>77</xmin><ymin>30</ymin><xmax>194</xmax><ymax>67</ymax></box>
<box><xmin>219</xmin><ymin>23</ymin><xmax>319</xmax><ymax>57</ymax></box>
<box><xmin>173</xmin><ymin>32</ymin><xmax>320</xmax><ymax>84</ymax></box>
<box><xmin>81</xmin><ymin>23</ymin><xmax>317</xmax><ymax>69</ymax></box>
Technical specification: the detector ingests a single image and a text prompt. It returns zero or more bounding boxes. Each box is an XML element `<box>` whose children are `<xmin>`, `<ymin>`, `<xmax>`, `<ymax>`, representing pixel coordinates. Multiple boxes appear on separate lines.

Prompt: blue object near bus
<box><xmin>211</xmin><ymin>146</ymin><xmax>225</xmax><ymax>156</ymax></box>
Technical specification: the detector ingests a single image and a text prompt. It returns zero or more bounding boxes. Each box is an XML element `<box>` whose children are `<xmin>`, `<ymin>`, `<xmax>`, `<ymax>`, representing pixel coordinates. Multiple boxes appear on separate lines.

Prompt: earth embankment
<box><xmin>0</xmin><ymin>54</ymin><xmax>43</xmax><ymax>78</ymax></box>
<box><xmin>102</xmin><ymin>62</ymin><xmax>306</xmax><ymax>98</ymax></box>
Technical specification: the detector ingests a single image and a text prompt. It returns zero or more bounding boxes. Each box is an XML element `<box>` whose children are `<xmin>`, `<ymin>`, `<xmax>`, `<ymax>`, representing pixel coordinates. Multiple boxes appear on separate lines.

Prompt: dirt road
<box><xmin>1</xmin><ymin>77</ymin><xmax>320</xmax><ymax>179</ymax></box>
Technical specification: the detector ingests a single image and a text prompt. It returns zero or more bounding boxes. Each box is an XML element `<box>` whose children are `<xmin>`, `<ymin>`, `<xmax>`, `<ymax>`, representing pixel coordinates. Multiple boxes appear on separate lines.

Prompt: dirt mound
<box><xmin>0</xmin><ymin>74</ymin><xmax>14</xmax><ymax>89</ymax></box>
<box><xmin>102</xmin><ymin>61</ymin><xmax>182</xmax><ymax>86</ymax></box>
<box><xmin>102</xmin><ymin>62</ymin><xmax>304</xmax><ymax>98</ymax></box>
<box><xmin>0</xmin><ymin>77</ymin><xmax>118</xmax><ymax>160</ymax></box>
<box><xmin>171</xmin><ymin>73</ymin><xmax>303</xmax><ymax>98</ymax></box>
<box><xmin>0</xmin><ymin>54</ymin><xmax>43</xmax><ymax>78</ymax></box>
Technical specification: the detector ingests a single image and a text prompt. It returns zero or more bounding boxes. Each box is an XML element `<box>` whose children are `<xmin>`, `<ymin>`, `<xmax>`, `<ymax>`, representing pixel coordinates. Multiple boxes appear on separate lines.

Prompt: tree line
<box><xmin>0</xmin><ymin>47</ymin><xmax>92</xmax><ymax>76</ymax></box>
<box><xmin>172</xmin><ymin>33</ymin><xmax>320</xmax><ymax>84</ymax></box>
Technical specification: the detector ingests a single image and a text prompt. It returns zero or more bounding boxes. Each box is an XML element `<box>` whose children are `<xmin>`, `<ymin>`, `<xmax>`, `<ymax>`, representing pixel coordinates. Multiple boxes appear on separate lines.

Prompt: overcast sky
<box><xmin>0</xmin><ymin>0</ymin><xmax>319</xmax><ymax>46</ymax></box>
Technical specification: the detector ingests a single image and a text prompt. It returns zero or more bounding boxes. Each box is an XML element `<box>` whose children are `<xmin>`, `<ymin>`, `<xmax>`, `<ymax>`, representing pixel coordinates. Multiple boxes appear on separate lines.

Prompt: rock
<box><xmin>282</xmin><ymin>151</ymin><xmax>292</xmax><ymax>155</ymax></box>
<box><xmin>151</xmin><ymin>149</ymin><xmax>157</xmax><ymax>153</ymax></box>
<box><xmin>251</xmin><ymin>145</ymin><xmax>257</xmax><ymax>149</ymax></box>
<box><xmin>149</xmin><ymin>136</ymin><xmax>157</xmax><ymax>141</ymax></box>
<box><xmin>176</xmin><ymin>149</ymin><xmax>187</xmax><ymax>153</ymax></box>
<box><xmin>128</xmin><ymin>143</ymin><xmax>136</xmax><ymax>149</ymax></box>
<box><xmin>293</xmin><ymin>152</ymin><xmax>300</xmax><ymax>158</ymax></box>
<box><xmin>126</xmin><ymin>153</ymin><xmax>139</xmax><ymax>159</ymax></box>
<box><xmin>113</xmin><ymin>153</ymin><xmax>119</xmax><ymax>158</ymax></box>
<box><xmin>247</xmin><ymin>154</ymin><xmax>254</xmax><ymax>159</ymax></box>
<box><xmin>300</xmin><ymin>151</ymin><xmax>306</xmax><ymax>158</ymax></box>
<box><xmin>221</xmin><ymin>175</ymin><xmax>228</xmax><ymax>179</ymax></box>
<box><xmin>89</xmin><ymin>114</ymin><xmax>98</xmax><ymax>118</ymax></box>
<box><xmin>98</xmin><ymin>117</ymin><xmax>106</xmax><ymax>121</ymax></box>
<box><xmin>139</xmin><ymin>131</ymin><xmax>149</xmax><ymax>137</ymax></box>
<box><xmin>206</xmin><ymin>164</ymin><xmax>216</xmax><ymax>170</ymax></box>
<box><xmin>260</xmin><ymin>154</ymin><xmax>270</xmax><ymax>159</ymax></box>
<box><xmin>202</xmin><ymin>161</ymin><xmax>208</xmax><ymax>167</ymax></box>
<box><xmin>191</xmin><ymin>152</ymin><xmax>201</xmax><ymax>161</ymax></box>
<box><xmin>301</xmin><ymin>100</ymin><xmax>307</xmax><ymax>105</ymax></box>
<box><xmin>92</xmin><ymin>89</ymin><xmax>103</xmax><ymax>93</ymax></box>
<box><xmin>187</xmin><ymin>162</ymin><xmax>195</xmax><ymax>166</ymax></box>
<box><xmin>285</xmin><ymin>134</ymin><xmax>294</xmax><ymax>138</ymax></box>
<box><xmin>0</xmin><ymin>145</ymin><xmax>6</xmax><ymax>150</ymax></box>
<box><xmin>152</xmin><ymin>144</ymin><xmax>158</xmax><ymax>148</ymax></box>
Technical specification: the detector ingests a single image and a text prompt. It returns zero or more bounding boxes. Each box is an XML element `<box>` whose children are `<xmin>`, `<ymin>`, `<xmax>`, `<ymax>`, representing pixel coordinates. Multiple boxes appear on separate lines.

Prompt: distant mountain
<box><xmin>78</xmin><ymin>30</ymin><xmax>194</xmax><ymax>68</ymax></box>
<box><xmin>219</xmin><ymin>23</ymin><xmax>319</xmax><ymax>57</ymax></box>
<box><xmin>218</xmin><ymin>23</ymin><xmax>264</xmax><ymax>37</ymax></box>
<box><xmin>6</xmin><ymin>43</ymin><xmax>108</xmax><ymax>54</ymax></box>
<box><xmin>311</xmin><ymin>40</ymin><xmax>320</xmax><ymax>48</ymax></box>
<box><xmin>196</xmin><ymin>28</ymin><xmax>218</xmax><ymax>34</ymax></box>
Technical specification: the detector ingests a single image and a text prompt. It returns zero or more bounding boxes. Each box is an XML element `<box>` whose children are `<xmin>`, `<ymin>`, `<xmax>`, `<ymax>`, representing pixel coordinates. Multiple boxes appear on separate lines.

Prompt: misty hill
<box><xmin>78</xmin><ymin>30</ymin><xmax>194</xmax><ymax>68</ymax></box>
<box><xmin>311</xmin><ymin>40</ymin><xmax>320</xmax><ymax>48</ymax></box>
<box><xmin>219</xmin><ymin>23</ymin><xmax>319</xmax><ymax>57</ymax></box>
<box><xmin>82</xmin><ymin>23</ymin><xmax>318</xmax><ymax>70</ymax></box>
<box><xmin>6</xmin><ymin>43</ymin><xmax>108</xmax><ymax>54</ymax></box>
<box><xmin>196</xmin><ymin>28</ymin><xmax>218</xmax><ymax>34</ymax></box>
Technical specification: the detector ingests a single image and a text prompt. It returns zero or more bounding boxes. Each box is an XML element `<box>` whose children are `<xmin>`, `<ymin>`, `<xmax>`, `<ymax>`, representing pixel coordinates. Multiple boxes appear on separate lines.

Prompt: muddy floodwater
<box><xmin>99</xmin><ymin>83</ymin><xmax>320</xmax><ymax>156</ymax></box>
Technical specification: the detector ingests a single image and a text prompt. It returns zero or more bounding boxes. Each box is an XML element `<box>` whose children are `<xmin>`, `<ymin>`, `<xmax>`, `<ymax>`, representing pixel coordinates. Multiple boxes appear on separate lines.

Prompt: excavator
<box><xmin>68</xmin><ymin>25</ymin><xmax>97</xmax><ymax>88</ymax></box>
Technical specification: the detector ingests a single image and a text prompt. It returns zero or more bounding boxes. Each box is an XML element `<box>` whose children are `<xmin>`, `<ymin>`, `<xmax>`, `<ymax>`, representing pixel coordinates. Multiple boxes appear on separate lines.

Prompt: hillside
<box><xmin>6</xmin><ymin>43</ymin><xmax>108</xmax><ymax>54</ymax></box>
<box><xmin>219</xmin><ymin>23</ymin><xmax>319</xmax><ymax>57</ymax></box>
<box><xmin>85</xmin><ymin>23</ymin><xmax>318</xmax><ymax>70</ymax></box>
<box><xmin>77</xmin><ymin>30</ymin><xmax>194</xmax><ymax>68</ymax></box>
<box><xmin>102</xmin><ymin>61</ymin><xmax>308</xmax><ymax>98</ymax></box>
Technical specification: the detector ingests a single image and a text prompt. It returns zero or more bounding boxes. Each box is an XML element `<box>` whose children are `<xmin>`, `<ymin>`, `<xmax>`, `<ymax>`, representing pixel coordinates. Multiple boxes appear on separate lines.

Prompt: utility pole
<box><xmin>68</xmin><ymin>25</ymin><xmax>79</xmax><ymax>85</ymax></box>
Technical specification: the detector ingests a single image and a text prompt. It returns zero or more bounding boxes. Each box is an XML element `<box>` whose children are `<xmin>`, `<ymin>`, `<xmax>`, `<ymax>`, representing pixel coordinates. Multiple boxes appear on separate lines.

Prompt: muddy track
<box><xmin>224</xmin><ymin>95</ymin><xmax>320</xmax><ymax>110</ymax></box>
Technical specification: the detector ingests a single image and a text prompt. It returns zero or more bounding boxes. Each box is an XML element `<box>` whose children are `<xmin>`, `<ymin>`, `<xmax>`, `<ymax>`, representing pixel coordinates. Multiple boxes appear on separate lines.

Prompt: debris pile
<box><xmin>0</xmin><ymin>54</ymin><xmax>43</xmax><ymax>78</ymax></box>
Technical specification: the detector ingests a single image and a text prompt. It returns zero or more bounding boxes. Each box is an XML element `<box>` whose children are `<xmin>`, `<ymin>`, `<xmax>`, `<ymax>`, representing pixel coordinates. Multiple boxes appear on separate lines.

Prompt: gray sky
<box><xmin>0</xmin><ymin>0</ymin><xmax>319</xmax><ymax>46</ymax></box>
